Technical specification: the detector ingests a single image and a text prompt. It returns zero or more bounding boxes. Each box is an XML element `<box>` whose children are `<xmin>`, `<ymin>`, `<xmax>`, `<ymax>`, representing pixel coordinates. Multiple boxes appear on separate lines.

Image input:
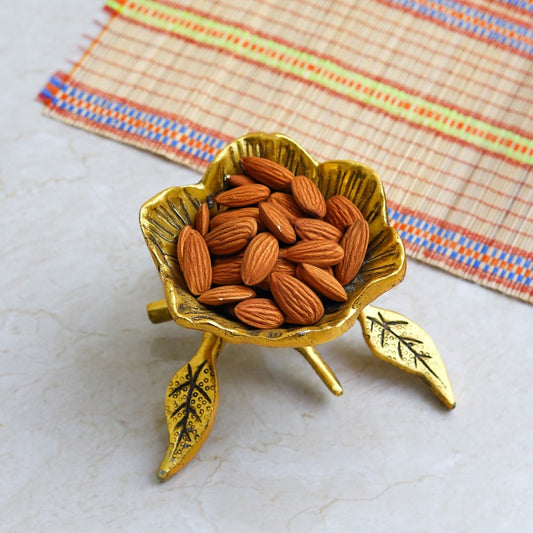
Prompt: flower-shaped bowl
<box><xmin>140</xmin><ymin>132</ymin><xmax>405</xmax><ymax>347</ymax></box>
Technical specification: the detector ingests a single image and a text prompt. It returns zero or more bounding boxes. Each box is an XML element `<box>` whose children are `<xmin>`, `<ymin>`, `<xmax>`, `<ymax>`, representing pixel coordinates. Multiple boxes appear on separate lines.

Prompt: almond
<box><xmin>296</xmin><ymin>263</ymin><xmax>347</xmax><ymax>302</ymax></box>
<box><xmin>290</xmin><ymin>175</ymin><xmax>327</xmax><ymax>217</ymax></box>
<box><xmin>178</xmin><ymin>229</ymin><xmax>212</xmax><ymax>295</ymax></box>
<box><xmin>240</xmin><ymin>156</ymin><xmax>294</xmax><ymax>190</ymax></box>
<box><xmin>294</xmin><ymin>218</ymin><xmax>342</xmax><ymax>242</ymax></box>
<box><xmin>213</xmin><ymin>251</ymin><xmax>244</xmax><ymax>265</ymax></box>
<box><xmin>270</xmin><ymin>273</ymin><xmax>324</xmax><ymax>325</ymax></box>
<box><xmin>212</xmin><ymin>254</ymin><xmax>244</xmax><ymax>285</ymax></box>
<box><xmin>258</xmin><ymin>202</ymin><xmax>296</xmax><ymax>244</ymax></box>
<box><xmin>289</xmin><ymin>260</ymin><xmax>332</xmax><ymax>276</ymax></box>
<box><xmin>268</xmin><ymin>192</ymin><xmax>305</xmax><ymax>223</ymax></box>
<box><xmin>283</xmin><ymin>239</ymin><xmax>344</xmax><ymax>267</ymax></box>
<box><xmin>241</xmin><ymin>232</ymin><xmax>279</xmax><ymax>285</ymax></box>
<box><xmin>272</xmin><ymin>257</ymin><xmax>297</xmax><ymax>276</ymax></box>
<box><xmin>335</xmin><ymin>219</ymin><xmax>370</xmax><ymax>285</ymax></box>
<box><xmin>176</xmin><ymin>224</ymin><xmax>193</xmax><ymax>264</ymax></box>
<box><xmin>325</xmin><ymin>195</ymin><xmax>365</xmax><ymax>231</ymax></box>
<box><xmin>194</xmin><ymin>202</ymin><xmax>210</xmax><ymax>236</ymax></box>
<box><xmin>323</xmin><ymin>265</ymin><xmax>334</xmax><ymax>276</ymax></box>
<box><xmin>215</xmin><ymin>184</ymin><xmax>270</xmax><ymax>207</ymax></box>
<box><xmin>234</xmin><ymin>298</ymin><xmax>285</xmax><ymax>329</ymax></box>
<box><xmin>226</xmin><ymin>174</ymin><xmax>257</xmax><ymax>187</ymax></box>
<box><xmin>197</xmin><ymin>285</ymin><xmax>256</xmax><ymax>306</ymax></box>
<box><xmin>204</xmin><ymin>217</ymin><xmax>258</xmax><ymax>255</ymax></box>
<box><xmin>255</xmin><ymin>257</ymin><xmax>296</xmax><ymax>291</ymax></box>
<box><xmin>210</xmin><ymin>207</ymin><xmax>261</xmax><ymax>230</ymax></box>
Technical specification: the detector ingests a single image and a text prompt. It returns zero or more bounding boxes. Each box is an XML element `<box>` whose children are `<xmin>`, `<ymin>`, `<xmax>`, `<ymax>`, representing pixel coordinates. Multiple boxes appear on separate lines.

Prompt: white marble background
<box><xmin>1</xmin><ymin>2</ymin><xmax>532</xmax><ymax>531</ymax></box>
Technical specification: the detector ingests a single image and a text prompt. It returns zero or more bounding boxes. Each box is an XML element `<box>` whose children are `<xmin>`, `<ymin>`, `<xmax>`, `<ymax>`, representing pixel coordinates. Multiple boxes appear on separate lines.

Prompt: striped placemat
<box><xmin>40</xmin><ymin>0</ymin><xmax>533</xmax><ymax>303</ymax></box>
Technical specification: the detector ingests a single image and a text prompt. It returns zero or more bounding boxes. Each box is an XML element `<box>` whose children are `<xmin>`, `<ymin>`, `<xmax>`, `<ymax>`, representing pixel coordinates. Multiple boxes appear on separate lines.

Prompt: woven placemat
<box><xmin>40</xmin><ymin>0</ymin><xmax>533</xmax><ymax>303</ymax></box>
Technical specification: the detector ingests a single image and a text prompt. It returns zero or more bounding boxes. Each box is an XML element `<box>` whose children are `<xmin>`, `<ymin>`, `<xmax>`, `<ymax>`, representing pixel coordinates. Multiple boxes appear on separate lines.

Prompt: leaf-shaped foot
<box><xmin>158</xmin><ymin>332</ymin><xmax>225</xmax><ymax>480</ymax></box>
<box><xmin>358</xmin><ymin>305</ymin><xmax>455</xmax><ymax>409</ymax></box>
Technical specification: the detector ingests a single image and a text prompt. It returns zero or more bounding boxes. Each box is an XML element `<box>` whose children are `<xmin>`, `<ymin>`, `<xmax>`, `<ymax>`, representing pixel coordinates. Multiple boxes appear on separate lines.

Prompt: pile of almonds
<box><xmin>176</xmin><ymin>156</ymin><xmax>369</xmax><ymax>329</ymax></box>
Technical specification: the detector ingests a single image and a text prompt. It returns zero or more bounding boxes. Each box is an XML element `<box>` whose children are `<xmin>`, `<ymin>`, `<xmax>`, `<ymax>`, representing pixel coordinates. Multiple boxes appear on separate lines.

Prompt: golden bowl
<box><xmin>140</xmin><ymin>132</ymin><xmax>406</xmax><ymax>347</ymax></box>
<box><xmin>140</xmin><ymin>132</ymin><xmax>454</xmax><ymax>480</ymax></box>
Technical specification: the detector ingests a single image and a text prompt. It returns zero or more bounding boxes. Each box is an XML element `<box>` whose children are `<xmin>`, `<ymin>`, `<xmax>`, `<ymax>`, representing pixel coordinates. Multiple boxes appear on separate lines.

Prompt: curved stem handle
<box><xmin>358</xmin><ymin>305</ymin><xmax>456</xmax><ymax>409</ymax></box>
<box><xmin>295</xmin><ymin>346</ymin><xmax>343</xmax><ymax>396</ymax></box>
<box><xmin>158</xmin><ymin>332</ymin><xmax>225</xmax><ymax>481</ymax></box>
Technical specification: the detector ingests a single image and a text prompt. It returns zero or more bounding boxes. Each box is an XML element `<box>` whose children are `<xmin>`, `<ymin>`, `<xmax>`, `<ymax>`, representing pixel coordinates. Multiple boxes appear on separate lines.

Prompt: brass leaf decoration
<box><xmin>359</xmin><ymin>305</ymin><xmax>455</xmax><ymax>409</ymax></box>
<box><xmin>158</xmin><ymin>333</ymin><xmax>225</xmax><ymax>480</ymax></box>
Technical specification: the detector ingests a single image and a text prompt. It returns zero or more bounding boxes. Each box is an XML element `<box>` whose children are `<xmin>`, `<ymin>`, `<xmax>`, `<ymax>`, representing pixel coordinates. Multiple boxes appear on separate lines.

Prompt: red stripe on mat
<box><xmin>389</xmin><ymin>200</ymin><xmax>533</xmax><ymax>258</ymax></box>
<box><xmin>375</xmin><ymin>0</ymin><xmax>533</xmax><ymax>60</ymax></box>
<box><xmin>47</xmin><ymin>103</ymin><xmax>220</xmax><ymax>169</ymax></box>
<box><xmin>493</xmin><ymin>0</ymin><xmax>533</xmax><ymax>17</ymax></box>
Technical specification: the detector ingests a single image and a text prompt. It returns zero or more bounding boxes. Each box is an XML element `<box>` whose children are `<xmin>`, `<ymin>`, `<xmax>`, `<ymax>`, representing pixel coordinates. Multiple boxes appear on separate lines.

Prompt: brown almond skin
<box><xmin>209</xmin><ymin>207</ymin><xmax>261</xmax><ymax>230</ymax></box>
<box><xmin>325</xmin><ymin>195</ymin><xmax>365</xmax><ymax>231</ymax></box>
<box><xmin>258</xmin><ymin>202</ymin><xmax>297</xmax><ymax>244</ymax></box>
<box><xmin>335</xmin><ymin>219</ymin><xmax>370</xmax><ymax>285</ymax></box>
<box><xmin>270</xmin><ymin>273</ymin><xmax>324</xmax><ymax>325</ymax></box>
<box><xmin>194</xmin><ymin>203</ymin><xmax>210</xmax><ymax>236</ymax></box>
<box><xmin>226</xmin><ymin>174</ymin><xmax>257</xmax><ymax>187</ymax></box>
<box><xmin>179</xmin><ymin>229</ymin><xmax>212</xmax><ymax>295</ymax></box>
<box><xmin>215</xmin><ymin>184</ymin><xmax>270</xmax><ymax>207</ymax></box>
<box><xmin>197</xmin><ymin>285</ymin><xmax>256</xmax><ymax>306</ymax></box>
<box><xmin>212</xmin><ymin>254</ymin><xmax>244</xmax><ymax>285</ymax></box>
<box><xmin>296</xmin><ymin>263</ymin><xmax>348</xmax><ymax>302</ymax></box>
<box><xmin>176</xmin><ymin>225</ymin><xmax>193</xmax><ymax>265</ymax></box>
<box><xmin>241</xmin><ymin>232</ymin><xmax>279</xmax><ymax>286</ymax></box>
<box><xmin>240</xmin><ymin>156</ymin><xmax>294</xmax><ymax>190</ymax></box>
<box><xmin>204</xmin><ymin>217</ymin><xmax>258</xmax><ymax>255</ymax></box>
<box><xmin>291</xmin><ymin>175</ymin><xmax>327</xmax><ymax>217</ymax></box>
<box><xmin>268</xmin><ymin>192</ymin><xmax>305</xmax><ymax>223</ymax></box>
<box><xmin>255</xmin><ymin>257</ymin><xmax>296</xmax><ymax>291</ymax></box>
<box><xmin>294</xmin><ymin>218</ymin><xmax>342</xmax><ymax>242</ymax></box>
<box><xmin>272</xmin><ymin>257</ymin><xmax>297</xmax><ymax>276</ymax></box>
<box><xmin>323</xmin><ymin>266</ymin><xmax>334</xmax><ymax>276</ymax></box>
<box><xmin>234</xmin><ymin>298</ymin><xmax>285</xmax><ymax>329</ymax></box>
<box><xmin>283</xmin><ymin>239</ymin><xmax>344</xmax><ymax>267</ymax></box>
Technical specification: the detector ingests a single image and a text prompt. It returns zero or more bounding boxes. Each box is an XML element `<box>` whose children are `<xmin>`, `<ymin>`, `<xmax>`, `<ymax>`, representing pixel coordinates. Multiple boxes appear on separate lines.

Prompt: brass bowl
<box><xmin>140</xmin><ymin>132</ymin><xmax>405</xmax><ymax>347</ymax></box>
<box><xmin>140</xmin><ymin>132</ymin><xmax>454</xmax><ymax>480</ymax></box>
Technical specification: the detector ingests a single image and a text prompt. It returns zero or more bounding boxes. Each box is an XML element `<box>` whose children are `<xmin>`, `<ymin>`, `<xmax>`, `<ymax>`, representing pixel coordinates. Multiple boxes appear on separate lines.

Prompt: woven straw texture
<box><xmin>40</xmin><ymin>0</ymin><xmax>533</xmax><ymax>303</ymax></box>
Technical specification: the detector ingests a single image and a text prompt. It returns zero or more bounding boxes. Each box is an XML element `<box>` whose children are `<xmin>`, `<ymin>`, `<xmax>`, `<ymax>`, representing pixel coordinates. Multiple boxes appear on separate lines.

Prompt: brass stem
<box><xmin>295</xmin><ymin>346</ymin><xmax>343</xmax><ymax>396</ymax></box>
<box><xmin>146</xmin><ymin>300</ymin><xmax>173</xmax><ymax>323</ymax></box>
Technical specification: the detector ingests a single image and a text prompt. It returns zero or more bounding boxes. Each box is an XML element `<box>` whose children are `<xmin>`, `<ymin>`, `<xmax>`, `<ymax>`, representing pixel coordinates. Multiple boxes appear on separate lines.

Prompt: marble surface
<box><xmin>2</xmin><ymin>2</ymin><xmax>532</xmax><ymax>531</ymax></box>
